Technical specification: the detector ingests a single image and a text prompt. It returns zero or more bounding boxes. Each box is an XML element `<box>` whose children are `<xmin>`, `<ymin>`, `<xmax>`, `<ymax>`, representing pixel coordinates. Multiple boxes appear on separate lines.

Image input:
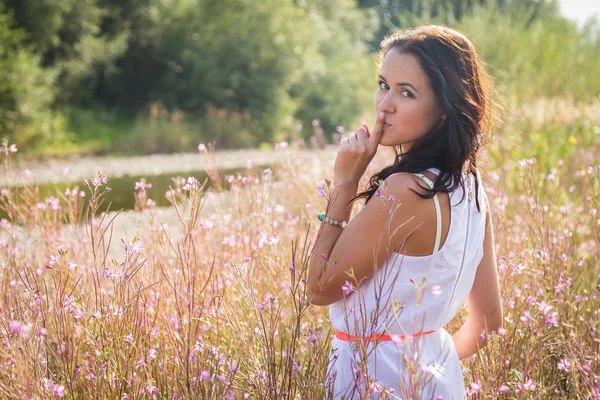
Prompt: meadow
<box><xmin>0</xmin><ymin>97</ymin><xmax>599</xmax><ymax>399</ymax></box>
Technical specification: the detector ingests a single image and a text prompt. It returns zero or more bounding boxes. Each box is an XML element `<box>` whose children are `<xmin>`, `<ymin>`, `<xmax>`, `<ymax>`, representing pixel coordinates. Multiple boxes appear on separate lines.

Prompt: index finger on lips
<box><xmin>368</xmin><ymin>113</ymin><xmax>385</xmax><ymax>152</ymax></box>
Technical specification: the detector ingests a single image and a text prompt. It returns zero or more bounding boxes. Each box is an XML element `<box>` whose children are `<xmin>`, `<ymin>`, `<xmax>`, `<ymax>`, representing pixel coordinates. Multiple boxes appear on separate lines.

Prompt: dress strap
<box><xmin>413</xmin><ymin>173</ymin><xmax>442</xmax><ymax>254</ymax></box>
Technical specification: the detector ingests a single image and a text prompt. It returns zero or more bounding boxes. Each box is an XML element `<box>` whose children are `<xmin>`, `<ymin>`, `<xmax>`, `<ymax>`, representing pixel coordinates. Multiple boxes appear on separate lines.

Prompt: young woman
<box><xmin>307</xmin><ymin>25</ymin><xmax>503</xmax><ymax>399</ymax></box>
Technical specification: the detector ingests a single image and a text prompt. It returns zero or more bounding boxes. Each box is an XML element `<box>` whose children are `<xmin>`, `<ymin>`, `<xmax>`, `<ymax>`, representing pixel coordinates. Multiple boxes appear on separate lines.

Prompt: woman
<box><xmin>307</xmin><ymin>25</ymin><xmax>503</xmax><ymax>399</ymax></box>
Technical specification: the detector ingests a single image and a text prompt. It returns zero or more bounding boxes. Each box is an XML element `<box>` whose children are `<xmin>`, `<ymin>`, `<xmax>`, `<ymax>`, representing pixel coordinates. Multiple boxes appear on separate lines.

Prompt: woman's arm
<box><xmin>306</xmin><ymin>173</ymin><xmax>430</xmax><ymax>306</ymax></box>
<box><xmin>452</xmin><ymin>208</ymin><xmax>503</xmax><ymax>360</ymax></box>
<box><xmin>306</xmin><ymin>181</ymin><xmax>358</xmax><ymax>296</ymax></box>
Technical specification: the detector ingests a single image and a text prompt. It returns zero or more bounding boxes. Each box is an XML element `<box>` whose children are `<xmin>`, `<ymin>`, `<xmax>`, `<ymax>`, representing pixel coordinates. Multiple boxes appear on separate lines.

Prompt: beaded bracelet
<box><xmin>318</xmin><ymin>212</ymin><xmax>347</xmax><ymax>229</ymax></box>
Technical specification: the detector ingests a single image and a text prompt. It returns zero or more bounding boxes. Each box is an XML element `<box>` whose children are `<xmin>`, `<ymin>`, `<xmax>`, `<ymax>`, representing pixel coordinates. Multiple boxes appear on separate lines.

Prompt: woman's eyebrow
<box><xmin>378</xmin><ymin>74</ymin><xmax>420</xmax><ymax>94</ymax></box>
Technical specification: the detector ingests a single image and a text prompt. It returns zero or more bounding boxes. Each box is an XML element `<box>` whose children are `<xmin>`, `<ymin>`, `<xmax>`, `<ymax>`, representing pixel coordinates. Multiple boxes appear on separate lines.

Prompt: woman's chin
<box><xmin>378</xmin><ymin>137</ymin><xmax>398</xmax><ymax>147</ymax></box>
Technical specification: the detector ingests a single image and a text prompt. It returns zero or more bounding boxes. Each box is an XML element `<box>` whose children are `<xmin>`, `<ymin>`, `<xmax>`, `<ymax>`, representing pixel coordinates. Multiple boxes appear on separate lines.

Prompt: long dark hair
<box><xmin>351</xmin><ymin>25</ymin><xmax>497</xmax><ymax>212</ymax></box>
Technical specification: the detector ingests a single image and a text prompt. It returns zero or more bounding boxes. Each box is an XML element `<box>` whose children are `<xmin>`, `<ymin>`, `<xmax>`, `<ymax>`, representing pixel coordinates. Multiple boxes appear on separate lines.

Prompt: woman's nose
<box><xmin>377</xmin><ymin>93</ymin><xmax>394</xmax><ymax>114</ymax></box>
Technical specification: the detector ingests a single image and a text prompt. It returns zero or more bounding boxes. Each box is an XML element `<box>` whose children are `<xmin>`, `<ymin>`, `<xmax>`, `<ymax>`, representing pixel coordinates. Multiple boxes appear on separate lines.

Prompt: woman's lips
<box><xmin>383</xmin><ymin>122</ymin><xmax>392</xmax><ymax>128</ymax></box>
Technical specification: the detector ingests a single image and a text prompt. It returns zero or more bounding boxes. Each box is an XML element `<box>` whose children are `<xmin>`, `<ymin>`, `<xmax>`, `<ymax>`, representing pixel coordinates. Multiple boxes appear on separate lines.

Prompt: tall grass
<box><xmin>0</xmin><ymin>98</ymin><xmax>599</xmax><ymax>398</ymax></box>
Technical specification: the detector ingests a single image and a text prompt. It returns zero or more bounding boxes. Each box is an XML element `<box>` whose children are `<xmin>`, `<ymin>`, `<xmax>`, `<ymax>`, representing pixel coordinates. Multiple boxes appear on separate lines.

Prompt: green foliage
<box><xmin>366</xmin><ymin>0</ymin><xmax>599</xmax><ymax>103</ymax></box>
<box><xmin>0</xmin><ymin>4</ymin><xmax>59</xmax><ymax>148</ymax></box>
<box><xmin>1</xmin><ymin>0</ymin><xmax>129</xmax><ymax>104</ymax></box>
<box><xmin>0</xmin><ymin>0</ymin><xmax>599</xmax><ymax>154</ymax></box>
<box><xmin>458</xmin><ymin>5</ymin><xmax>600</xmax><ymax>103</ymax></box>
<box><xmin>358</xmin><ymin>0</ymin><xmax>561</xmax><ymax>49</ymax></box>
<box><xmin>99</xmin><ymin>0</ymin><xmax>376</xmax><ymax>143</ymax></box>
<box><xmin>62</xmin><ymin>103</ymin><xmax>259</xmax><ymax>155</ymax></box>
<box><xmin>291</xmin><ymin>1</ymin><xmax>380</xmax><ymax>140</ymax></box>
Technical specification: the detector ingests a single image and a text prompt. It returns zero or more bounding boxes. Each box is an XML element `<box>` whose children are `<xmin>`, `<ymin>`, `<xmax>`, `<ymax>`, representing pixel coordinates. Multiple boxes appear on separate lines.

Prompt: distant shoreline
<box><xmin>1</xmin><ymin>148</ymin><xmax>337</xmax><ymax>187</ymax></box>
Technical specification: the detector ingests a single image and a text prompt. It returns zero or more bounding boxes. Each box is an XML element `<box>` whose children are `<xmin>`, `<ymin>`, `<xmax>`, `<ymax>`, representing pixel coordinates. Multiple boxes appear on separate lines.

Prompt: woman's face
<box><xmin>374</xmin><ymin>49</ymin><xmax>446</xmax><ymax>152</ymax></box>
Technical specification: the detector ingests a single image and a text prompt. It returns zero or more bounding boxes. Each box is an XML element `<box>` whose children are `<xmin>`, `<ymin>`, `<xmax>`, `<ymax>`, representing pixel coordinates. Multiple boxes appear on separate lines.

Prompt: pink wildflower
<box><xmin>21</xmin><ymin>323</ymin><xmax>32</xmax><ymax>339</ymax></box>
<box><xmin>370</xmin><ymin>383</ymin><xmax>380</xmax><ymax>393</ymax></box>
<box><xmin>545</xmin><ymin>311</ymin><xmax>559</xmax><ymax>327</ymax></box>
<box><xmin>524</xmin><ymin>378</ymin><xmax>536</xmax><ymax>390</ymax></box>
<box><xmin>558</xmin><ymin>358</ymin><xmax>570</xmax><ymax>371</ymax></box>
<box><xmin>53</xmin><ymin>384</ymin><xmax>65</xmax><ymax>397</ymax></box>
<box><xmin>228</xmin><ymin>361</ymin><xmax>238</xmax><ymax>372</ymax></box>
<box><xmin>341</xmin><ymin>281</ymin><xmax>353</xmax><ymax>295</ymax></box>
<box><xmin>146</xmin><ymin>384</ymin><xmax>159</xmax><ymax>394</ymax></box>
<box><xmin>148</xmin><ymin>348</ymin><xmax>158</xmax><ymax>359</ymax></box>
<box><xmin>9</xmin><ymin>320</ymin><xmax>21</xmax><ymax>333</ymax></box>
<box><xmin>517</xmin><ymin>377</ymin><xmax>537</xmax><ymax>392</ymax></box>
<box><xmin>582</xmin><ymin>364</ymin><xmax>591</xmax><ymax>373</ymax></box>
<box><xmin>537</xmin><ymin>300</ymin><xmax>552</xmax><ymax>315</ymax></box>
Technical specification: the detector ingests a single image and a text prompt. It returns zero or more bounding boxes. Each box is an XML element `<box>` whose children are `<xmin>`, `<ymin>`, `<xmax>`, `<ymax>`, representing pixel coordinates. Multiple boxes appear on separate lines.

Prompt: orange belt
<box><xmin>335</xmin><ymin>329</ymin><xmax>436</xmax><ymax>342</ymax></box>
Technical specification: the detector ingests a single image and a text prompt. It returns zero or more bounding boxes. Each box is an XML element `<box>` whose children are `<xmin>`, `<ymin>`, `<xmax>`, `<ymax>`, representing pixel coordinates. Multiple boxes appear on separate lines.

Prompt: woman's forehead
<box><xmin>380</xmin><ymin>50</ymin><xmax>430</xmax><ymax>88</ymax></box>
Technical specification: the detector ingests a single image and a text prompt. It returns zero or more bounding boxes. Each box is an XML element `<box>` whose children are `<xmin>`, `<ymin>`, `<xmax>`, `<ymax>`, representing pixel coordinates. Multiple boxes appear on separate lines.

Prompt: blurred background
<box><xmin>0</xmin><ymin>0</ymin><xmax>598</xmax><ymax>156</ymax></box>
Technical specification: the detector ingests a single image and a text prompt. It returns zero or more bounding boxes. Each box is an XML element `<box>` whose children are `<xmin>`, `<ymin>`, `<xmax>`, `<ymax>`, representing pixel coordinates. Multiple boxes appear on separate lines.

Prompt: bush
<box><xmin>0</xmin><ymin>5</ymin><xmax>59</xmax><ymax>150</ymax></box>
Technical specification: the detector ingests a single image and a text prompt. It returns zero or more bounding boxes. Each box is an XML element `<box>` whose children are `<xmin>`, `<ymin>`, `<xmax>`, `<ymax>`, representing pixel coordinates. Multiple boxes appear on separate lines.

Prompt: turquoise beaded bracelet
<box><xmin>318</xmin><ymin>212</ymin><xmax>347</xmax><ymax>228</ymax></box>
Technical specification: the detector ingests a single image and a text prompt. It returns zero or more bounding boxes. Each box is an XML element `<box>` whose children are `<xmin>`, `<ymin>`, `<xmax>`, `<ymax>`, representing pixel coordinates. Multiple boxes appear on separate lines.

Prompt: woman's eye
<box><xmin>378</xmin><ymin>81</ymin><xmax>413</xmax><ymax>98</ymax></box>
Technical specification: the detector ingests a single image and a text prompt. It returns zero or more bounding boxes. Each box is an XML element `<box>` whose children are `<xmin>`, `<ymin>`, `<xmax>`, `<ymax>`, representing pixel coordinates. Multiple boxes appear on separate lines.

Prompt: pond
<box><xmin>0</xmin><ymin>164</ymin><xmax>274</xmax><ymax>221</ymax></box>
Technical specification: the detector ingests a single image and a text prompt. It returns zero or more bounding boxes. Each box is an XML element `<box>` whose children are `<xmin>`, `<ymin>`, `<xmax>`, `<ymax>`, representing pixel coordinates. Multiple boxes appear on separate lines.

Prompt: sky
<box><xmin>558</xmin><ymin>0</ymin><xmax>600</xmax><ymax>26</ymax></box>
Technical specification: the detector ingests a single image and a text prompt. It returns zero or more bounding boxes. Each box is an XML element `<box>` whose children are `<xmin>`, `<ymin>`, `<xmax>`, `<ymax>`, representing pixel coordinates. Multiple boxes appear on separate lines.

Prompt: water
<box><xmin>0</xmin><ymin>164</ymin><xmax>273</xmax><ymax>220</ymax></box>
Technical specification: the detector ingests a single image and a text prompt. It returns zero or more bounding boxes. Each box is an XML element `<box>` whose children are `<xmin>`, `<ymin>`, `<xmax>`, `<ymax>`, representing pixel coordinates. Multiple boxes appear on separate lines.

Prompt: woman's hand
<box><xmin>333</xmin><ymin>112</ymin><xmax>385</xmax><ymax>187</ymax></box>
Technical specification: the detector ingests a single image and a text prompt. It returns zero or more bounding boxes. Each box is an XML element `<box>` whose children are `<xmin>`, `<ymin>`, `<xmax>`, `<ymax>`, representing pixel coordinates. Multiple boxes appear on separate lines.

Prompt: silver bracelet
<box><xmin>317</xmin><ymin>212</ymin><xmax>347</xmax><ymax>228</ymax></box>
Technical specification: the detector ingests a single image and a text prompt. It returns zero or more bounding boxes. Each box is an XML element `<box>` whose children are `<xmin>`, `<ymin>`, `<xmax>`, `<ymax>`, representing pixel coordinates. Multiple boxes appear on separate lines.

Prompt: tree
<box><xmin>1</xmin><ymin>0</ymin><xmax>128</xmax><ymax>105</ymax></box>
<box><xmin>0</xmin><ymin>4</ymin><xmax>57</xmax><ymax>147</ymax></box>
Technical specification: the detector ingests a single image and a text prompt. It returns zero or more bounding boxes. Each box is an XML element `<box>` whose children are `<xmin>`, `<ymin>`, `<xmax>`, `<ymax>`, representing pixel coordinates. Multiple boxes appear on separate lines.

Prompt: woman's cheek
<box><xmin>397</xmin><ymin>107</ymin><xmax>424</xmax><ymax>140</ymax></box>
<box><xmin>408</xmin><ymin>106</ymin><xmax>435</xmax><ymax>137</ymax></box>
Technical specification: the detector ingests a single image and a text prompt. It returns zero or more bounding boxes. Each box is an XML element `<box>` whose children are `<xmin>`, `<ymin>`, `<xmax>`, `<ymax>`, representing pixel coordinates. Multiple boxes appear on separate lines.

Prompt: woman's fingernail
<box><xmin>378</xmin><ymin>113</ymin><xmax>383</xmax><ymax>120</ymax></box>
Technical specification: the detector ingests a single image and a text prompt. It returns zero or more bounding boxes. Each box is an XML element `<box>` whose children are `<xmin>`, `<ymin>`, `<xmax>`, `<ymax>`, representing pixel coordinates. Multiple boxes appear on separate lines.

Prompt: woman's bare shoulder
<box><xmin>364</xmin><ymin>174</ymin><xmax>437</xmax><ymax>224</ymax></box>
<box><xmin>382</xmin><ymin>171</ymin><xmax>435</xmax><ymax>196</ymax></box>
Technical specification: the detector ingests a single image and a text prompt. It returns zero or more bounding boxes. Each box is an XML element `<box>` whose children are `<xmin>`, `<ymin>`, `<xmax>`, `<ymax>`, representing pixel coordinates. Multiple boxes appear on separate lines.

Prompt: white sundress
<box><xmin>326</xmin><ymin>167</ymin><xmax>488</xmax><ymax>400</ymax></box>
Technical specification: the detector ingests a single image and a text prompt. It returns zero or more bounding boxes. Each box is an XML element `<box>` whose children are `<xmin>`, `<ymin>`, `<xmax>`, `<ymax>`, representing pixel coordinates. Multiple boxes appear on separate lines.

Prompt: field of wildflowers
<box><xmin>0</xmin><ymin>98</ymin><xmax>599</xmax><ymax>399</ymax></box>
